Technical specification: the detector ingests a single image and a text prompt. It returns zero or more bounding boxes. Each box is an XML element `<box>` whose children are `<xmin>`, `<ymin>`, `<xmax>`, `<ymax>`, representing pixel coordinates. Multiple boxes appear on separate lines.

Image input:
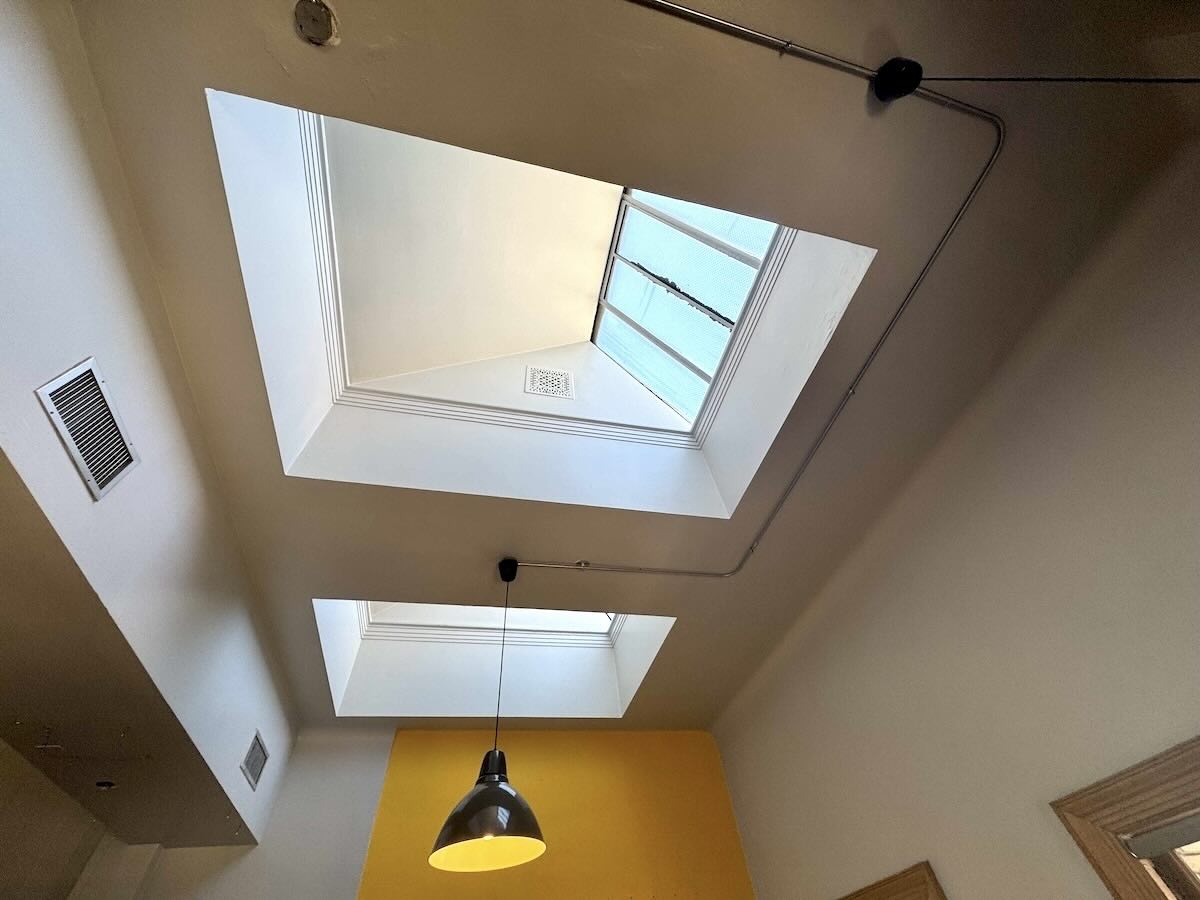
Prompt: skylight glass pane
<box><xmin>605</xmin><ymin>259</ymin><xmax>729</xmax><ymax>375</ymax></box>
<box><xmin>595</xmin><ymin>311</ymin><xmax>707</xmax><ymax>421</ymax></box>
<box><xmin>590</xmin><ymin>189</ymin><xmax>783</xmax><ymax>426</ymax></box>
<box><xmin>1175</xmin><ymin>841</ymin><xmax>1200</xmax><ymax>877</ymax></box>
<box><xmin>631</xmin><ymin>189</ymin><xmax>778</xmax><ymax>259</ymax></box>
<box><xmin>617</xmin><ymin>207</ymin><xmax>758</xmax><ymax>323</ymax></box>
<box><xmin>508</xmin><ymin>608</ymin><xmax>612</xmax><ymax>633</ymax></box>
<box><xmin>369</xmin><ymin>602</ymin><xmax>613</xmax><ymax>634</ymax></box>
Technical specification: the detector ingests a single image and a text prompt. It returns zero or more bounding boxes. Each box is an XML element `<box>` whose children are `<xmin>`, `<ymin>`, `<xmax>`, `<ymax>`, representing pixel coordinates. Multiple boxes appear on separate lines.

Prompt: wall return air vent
<box><xmin>36</xmin><ymin>358</ymin><xmax>138</xmax><ymax>501</ymax></box>
<box><xmin>240</xmin><ymin>731</ymin><xmax>269</xmax><ymax>790</ymax></box>
<box><xmin>524</xmin><ymin>366</ymin><xmax>575</xmax><ymax>399</ymax></box>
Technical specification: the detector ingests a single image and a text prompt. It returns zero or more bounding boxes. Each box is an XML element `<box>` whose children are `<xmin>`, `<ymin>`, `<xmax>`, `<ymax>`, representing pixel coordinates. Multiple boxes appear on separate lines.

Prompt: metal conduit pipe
<box><xmin>516</xmin><ymin>0</ymin><xmax>1007</xmax><ymax>579</ymax></box>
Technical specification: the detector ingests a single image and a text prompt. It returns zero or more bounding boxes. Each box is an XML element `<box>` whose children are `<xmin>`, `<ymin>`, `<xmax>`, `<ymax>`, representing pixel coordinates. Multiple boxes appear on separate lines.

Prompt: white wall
<box><xmin>324</xmin><ymin>114</ymin><xmax>620</xmax><ymax>381</ymax></box>
<box><xmin>343</xmin><ymin>638</ymin><xmax>622</xmax><ymax>718</ymax></box>
<box><xmin>714</xmin><ymin>142</ymin><xmax>1200</xmax><ymax>899</ymax></box>
<box><xmin>207</xmin><ymin>91</ymin><xmax>333</xmax><ymax>469</ymax></box>
<box><xmin>700</xmin><ymin>230</ymin><xmax>874</xmax><ymax>510</ymax></box>
<box><xmin>0</xmin><ymin>0</ymin><xmax>293</xmax><ymax>838</ymax></box>
<box><xmin>292</xmin><ymin>399</ymin><xmax>730</xmax><ymax>516</ymax></box>
<box><xmin>312</xmin><ymin>599</ymin><xmax>361</xmax><ymax>710</ymax></box>
<box><xmin>613</xmin><ymin>615</ymin><xmax>676</xmax><ymax>710</ymax></box>
<box><xmin>133</xmin><ymin>729</ymin><xmax>393</xmax><ymax>900</ymax></box>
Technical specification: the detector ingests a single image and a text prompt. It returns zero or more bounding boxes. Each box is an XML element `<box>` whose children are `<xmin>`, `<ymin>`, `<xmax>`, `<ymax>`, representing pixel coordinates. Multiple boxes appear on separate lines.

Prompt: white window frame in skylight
<box><xmin>364</xmin><ymin>601</ymin><xmax>619</xmax><ymax>643</ymax></box>
<box><xmin>592</xmin><ymin>189</ymin><xmax>780</xmax><ymax>423</ymax></box>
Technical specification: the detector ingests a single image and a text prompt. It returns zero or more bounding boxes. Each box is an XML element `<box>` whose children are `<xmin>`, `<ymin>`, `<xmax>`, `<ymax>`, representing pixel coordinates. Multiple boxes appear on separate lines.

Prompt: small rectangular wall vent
<box><xmin>240</xmin><ymin>731</ymin><xmax>269</xmax><ymax>790</ymax></box>
<box><xmin>525</xmin><ymin>366</ymin><xmax>575</xmax><ymax>399</ymax></box>
<box><xmin>36</xmin><ymin>359</ymin><xmax>138</xmax><ymax>501</ymax></box>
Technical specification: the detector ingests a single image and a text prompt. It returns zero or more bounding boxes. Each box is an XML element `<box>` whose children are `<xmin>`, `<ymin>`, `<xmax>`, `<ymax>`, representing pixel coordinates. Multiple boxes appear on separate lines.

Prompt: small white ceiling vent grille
<box><xmin>240</xmin><ymin>731</ymin><xmax>269</xmax><ymax>790</ymax></box>
<box><xmin>36</xmin><ymin>359</ymin><xmax>138</xmax><ymax>501</ymax></box>
<box><xmin>525</xmin><ymin>366</ymin><xmax>575</xmax><ymax>399</ymax></box>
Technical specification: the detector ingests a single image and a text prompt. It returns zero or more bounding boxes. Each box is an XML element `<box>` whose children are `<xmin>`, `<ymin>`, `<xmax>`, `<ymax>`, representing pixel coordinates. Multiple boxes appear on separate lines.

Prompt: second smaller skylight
<box><xmin>593</xmin><ymin>189</ymin><xmax>779</xmax><ymax>422</ymax></box>
<box><xmin>367</xmin><ymin>601</ymin><xmax>613</xmax><ymax>635</ymax></box>
<box><xmin>314</xmin><ymin>598</ymin><xmax>675</xmax><ymax>718</ymax></box>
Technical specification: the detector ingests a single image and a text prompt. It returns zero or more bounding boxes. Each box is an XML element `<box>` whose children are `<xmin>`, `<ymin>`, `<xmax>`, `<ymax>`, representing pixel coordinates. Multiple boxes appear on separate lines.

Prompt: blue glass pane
<box><xmin>630</xmin><ymin>189</ymin><xmax>777</xmax><ymax>260</ymax></box>
<box><xmin>605</xmin><ymin>259</ymin><xmax>730</xmax><ymax>376</ymax></box>
<box><xmin>595</xmin><ymin>312</ymin><xmax>706</xmax><ymax>422</ymax></box>
<box><xmin>617</xmin><ymin>207</ymin><xmax>758</xmax><ymax>323</ymax></box>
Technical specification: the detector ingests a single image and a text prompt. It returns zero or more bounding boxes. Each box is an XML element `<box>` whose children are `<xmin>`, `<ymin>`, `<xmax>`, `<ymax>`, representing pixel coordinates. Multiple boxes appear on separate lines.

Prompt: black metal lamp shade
<box><xmin>429</xmin><ymin>749</ymin><xmax>546</xmax><ymax>872</ymax></box>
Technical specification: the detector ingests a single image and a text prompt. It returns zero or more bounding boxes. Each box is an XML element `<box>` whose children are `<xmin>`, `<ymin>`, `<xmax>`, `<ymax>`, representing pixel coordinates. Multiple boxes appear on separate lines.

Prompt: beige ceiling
<box><xmin>67</xmin><ymin>0</ymin><xmax>1199</xmax><ymax>732</ymax></box>
<box><xmin>325</xmin><ymin>114</ymin><xmax>620</xmax><ymax>382</ymax></box>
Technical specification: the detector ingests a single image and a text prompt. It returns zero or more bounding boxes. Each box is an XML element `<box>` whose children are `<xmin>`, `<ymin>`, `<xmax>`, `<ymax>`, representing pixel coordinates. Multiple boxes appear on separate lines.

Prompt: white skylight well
<box><xmin>210</xmin><ymin>90</ymin><xmax>877</xmax><ymax>518</ymax></box>
<box><xmin>313</xmin><ymin>598</ymin><xmax>674</xmax><ymax>718</ymax></box>
<box><xmin>594</xmin><ymin>190</ymin><xmax>780</xmax><ymax>422</ymax></box>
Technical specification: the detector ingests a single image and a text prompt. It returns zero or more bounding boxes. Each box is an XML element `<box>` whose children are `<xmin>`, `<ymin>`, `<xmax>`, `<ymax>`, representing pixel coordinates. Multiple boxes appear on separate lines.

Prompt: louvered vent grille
<box><xmin>525</xmin><ymin>366</ymin><xmax>575</xmax><ymax>399</ymax></box>
<box><xmin>36</xmin><ymin>359</ymin><xmax>138</xmax><ymax>500</ymax></box>
<box><xmin>241</xmin><ymin>732</ymin><xmax>269</xmax><ymax>790</ymax></box>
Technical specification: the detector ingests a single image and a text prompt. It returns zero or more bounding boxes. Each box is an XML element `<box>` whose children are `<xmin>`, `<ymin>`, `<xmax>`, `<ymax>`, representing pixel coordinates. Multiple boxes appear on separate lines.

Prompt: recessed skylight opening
<box><xmin>594</xmin><ymin>190</ymin><xmax>780</xmax><ymax>422</ymax></box>
<box><xmin>210</xmin><ymin>90</ymin><xmax>876</xmax><ymax>517</ymax></box>
<box><xmin>313</xmin><ymin>598</ymin><xmax>673</xmax><ymax>718</ymax></box>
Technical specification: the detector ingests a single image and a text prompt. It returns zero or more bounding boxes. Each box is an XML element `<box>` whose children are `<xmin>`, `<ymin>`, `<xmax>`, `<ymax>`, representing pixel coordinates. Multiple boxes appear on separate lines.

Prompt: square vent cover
<box><xmin>36</xmin><ymin>358</ymin><xmax>138</xmax><ymax>501</ymax></box>
<box><xmin>525</xmin><ymin>366</ymin><xmax>575</xmax><ymax>399</ymax></box>
<box><xmin>240</xmin><ymin>731</ymin><xmax>269</xmax><ymax>790</ymax></box>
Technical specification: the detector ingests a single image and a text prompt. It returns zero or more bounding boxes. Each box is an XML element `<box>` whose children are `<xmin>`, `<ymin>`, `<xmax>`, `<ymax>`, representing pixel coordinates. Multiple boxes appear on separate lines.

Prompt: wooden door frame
<box><xmin>1053</xmin><ymin>734</ymin><xmax>1200</xmax><ymax>899</ymax></box>
<box><xmin>838</xmin><ymin>861</ymin><xmax>948</xmax><ymax>900</ymax></box>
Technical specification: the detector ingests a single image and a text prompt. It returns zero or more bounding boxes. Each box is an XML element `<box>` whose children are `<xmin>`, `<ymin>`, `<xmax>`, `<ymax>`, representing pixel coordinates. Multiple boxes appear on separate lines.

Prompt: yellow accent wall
<box><xmin>358</xmin><ymin>730</ymin><xmax>755</xmax><ymax>899</ymax></box>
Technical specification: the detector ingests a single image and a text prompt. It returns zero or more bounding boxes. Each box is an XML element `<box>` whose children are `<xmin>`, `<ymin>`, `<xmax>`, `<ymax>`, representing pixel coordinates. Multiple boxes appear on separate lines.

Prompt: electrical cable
<box><xmin>493</xmin><ymin>580</ymin><xmax>510</xmax><ymax>750</ymax></box>
<box><xmin>512</xmin><ymin>0</ymin><xmax>1005</xmax><ymax>580</ymax></box>
<box><xmin>514</xmin><ymin>3</ymin><xmax>1197</xmax><ymax>581</ymax></box>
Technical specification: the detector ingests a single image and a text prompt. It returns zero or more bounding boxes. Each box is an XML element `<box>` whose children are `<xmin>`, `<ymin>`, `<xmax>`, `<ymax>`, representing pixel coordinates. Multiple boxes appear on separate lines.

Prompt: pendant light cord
<box><xmin>493</xmin><ymin>580</ymin><xmax>510</xmax><ymax>751</ymax></box>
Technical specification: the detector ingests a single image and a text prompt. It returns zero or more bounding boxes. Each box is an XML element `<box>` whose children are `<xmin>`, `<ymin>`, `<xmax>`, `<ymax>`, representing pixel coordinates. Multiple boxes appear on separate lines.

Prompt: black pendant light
<box><xmin>429</xmin><ymin>558</ymin><xmax>546</xmax><ymax>872</ymax></box>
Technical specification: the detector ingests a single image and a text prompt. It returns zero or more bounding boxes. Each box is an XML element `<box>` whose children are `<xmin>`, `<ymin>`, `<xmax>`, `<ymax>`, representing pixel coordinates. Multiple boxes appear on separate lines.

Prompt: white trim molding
<box><xmin>357</xmin><ymin>600</ymin><xmax>626</xmax><ymax>649</ymax></box>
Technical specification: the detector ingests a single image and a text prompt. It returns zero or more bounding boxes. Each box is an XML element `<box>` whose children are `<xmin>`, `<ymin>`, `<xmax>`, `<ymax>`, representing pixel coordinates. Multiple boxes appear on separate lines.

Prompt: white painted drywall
<box><xmin>291</xmin><ymin>400</ymin><xmax>729</xmax><ymax>516</ymax></box>
<box><xmin>114</xmin><ymin>729</ymin><xmax>394</xmax><ymax>900</ymax></box>
<box><xmin>0</xmin><ymin>0</ymin><xmax>293</xmax><ymax>839</ymax></box>
<box><xmin>362</xmin><ymin>341</ymin><xmax>688</xmax><ymax>431</ymax></box>
<box><xmin>324</xmin><ymin>115</ymin><xmax>620</xmax><ymax>381</ymax></box>
<box><xmin>701</xmin><ymin>231</ymin><xmax>875</xmax><ymax>511</ymax></box>
<box><xmin>613</xmin><ymin>616</ymin><xmax>676</xmax><ymax>710</ymax></box>
<box><xmin>207</xmin><ymin>91</ymin><xmax>334</xmax><ymax>469</ymax></box>
<box><xmin>343</xmin><ymin>637</ymin><xmax>622</xmax><ymax>717</ymax></box>
<box><xmin>312</xmin><ymin>599</ymin><xmax>361</xmax><ymax>710</ymax></box>
<box><xmin>713</xmin><ymin>143</ymin><xmax>1200</xmax><ymax>899</ymax></box>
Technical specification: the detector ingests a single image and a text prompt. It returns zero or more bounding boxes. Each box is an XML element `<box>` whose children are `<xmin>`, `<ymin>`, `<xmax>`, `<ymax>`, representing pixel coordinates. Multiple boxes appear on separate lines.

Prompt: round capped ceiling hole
<box><xmin>294</xmin><ymin>0</ymin><xmax>339</xmax><ymax>46</ymax></box>
<box><xmin>95</xmin><ymin>780</ymin><xmax>117</xmax><ymax>791</ymax></box>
